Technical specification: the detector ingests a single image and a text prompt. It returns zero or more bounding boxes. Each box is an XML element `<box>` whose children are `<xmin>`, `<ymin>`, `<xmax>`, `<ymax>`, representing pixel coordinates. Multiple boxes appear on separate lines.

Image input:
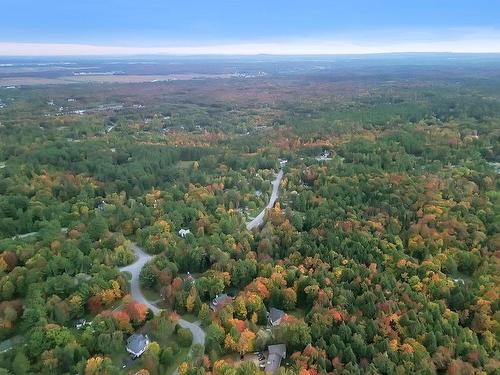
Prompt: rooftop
<box><xmin>265</xmin><ymin>344</ymin><xmax>286</xmax><ymax>374</ymax></box>
<box><xmin>210</xmin><ymin>294</ymin><xmax>232</xmax><ymax>310</ymax></box>
<box><xmin>126</xmin><ymin>334</ymin><xmax>149</xmax><ymax>356</ymax></box>
<box><xmin>269</xmin><ymin>307</ymin><xmax>285</xmax><ymax>323</ymax></box>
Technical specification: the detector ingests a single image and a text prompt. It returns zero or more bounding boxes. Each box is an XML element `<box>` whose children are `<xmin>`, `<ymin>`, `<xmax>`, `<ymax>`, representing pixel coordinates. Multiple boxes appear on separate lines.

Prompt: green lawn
<box><xmin>141</xmin><ymin>286</ymin><xmax>162</xmax><ymax>302</ymax></box>
<box><xmin>288</xmin><ymin>307</ymin><xmax>307</xmax><ymax>319</ymax></box>
<box><xmin>180</xmin><ymin>313</ymin><xmax>197</xmax><ymax>323</ymax></box>
<box><xmin>165</xmin><ymin>346</ymin><xmax>190</xmax><ymax>375</ymax></box>
<box><xmin>177</xmin><ymin>160</ymin><xmax>196</xmax><ymax>170</ymax></box>
<box><xmin>107</xmin><ymin>321</ymin><xmax>191</xmax><ymax>373</ymax></box>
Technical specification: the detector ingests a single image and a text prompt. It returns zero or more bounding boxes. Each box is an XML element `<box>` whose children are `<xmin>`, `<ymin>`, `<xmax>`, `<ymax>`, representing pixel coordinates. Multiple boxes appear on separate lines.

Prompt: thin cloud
<box><xmin>1</xmin><ymin>35</ymin><xmax>500</xmax><ymax>56</ymax></box>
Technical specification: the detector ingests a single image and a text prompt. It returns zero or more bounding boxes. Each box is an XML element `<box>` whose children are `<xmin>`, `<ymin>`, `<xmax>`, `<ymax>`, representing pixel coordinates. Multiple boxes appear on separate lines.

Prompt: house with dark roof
<box><xmin>265</xmin><ymin>344</ymin><xmax>286</xmax><ymax>374</ymax></box>
<box><xmin>268</xmin><ymin>307</ymin><xmax>285</xmax><ymax>326</ymax></box>
<box><xmin>210</xmin><ymin>293</ymin><xmax>232</xmax><ymax>311</ymax></box>
<box><xmin>126</xmin><ymin>334</ymin><xmax>149</xmax><ymax>358</ymax></box>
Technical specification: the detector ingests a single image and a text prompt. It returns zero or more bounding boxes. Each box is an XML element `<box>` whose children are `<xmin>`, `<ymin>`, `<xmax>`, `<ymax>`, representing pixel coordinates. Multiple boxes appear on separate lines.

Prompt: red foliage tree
<box><xmin>87</xmin><ymin>295</ymin><xmax>103</xmax><ymax>315</ymax></box>
<box><xmin>127</xmin><ymin>302</ymin><xmax>148</xmax><ymax>323</ymax></box>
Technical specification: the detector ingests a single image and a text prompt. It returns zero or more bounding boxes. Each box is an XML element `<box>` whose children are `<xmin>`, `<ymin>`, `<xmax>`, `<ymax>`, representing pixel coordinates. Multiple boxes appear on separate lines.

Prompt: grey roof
<box><xmin>212</xmin><ymin>294</ymin><xmax>230</xmax><ymax>306</ymax></box>
<box><xmin>126</xmin><ymin>334</ymin><xmax>148</xmax><ymax>355</ymax></box>
<box><xmin>269</xmin><ymin>307</ymin><xmax>285</xmax><ymax>323</ymax></box>
<box><xmin>268</xmin><ymin>344</ymin><xmax>286</xmax><ymax>357</ymax></box>
<box><xmin>265</xmin><ymin>344</ymin><xmax>287</xmax><ymax>374</ymax></box>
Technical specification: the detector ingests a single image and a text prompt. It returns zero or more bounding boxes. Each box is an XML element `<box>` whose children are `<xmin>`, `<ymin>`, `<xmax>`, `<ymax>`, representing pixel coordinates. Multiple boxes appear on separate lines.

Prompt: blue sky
<box><xmin>1</xmin><ymin>0</ymin><xmax>500</xmax><ymax>55</ymax></box>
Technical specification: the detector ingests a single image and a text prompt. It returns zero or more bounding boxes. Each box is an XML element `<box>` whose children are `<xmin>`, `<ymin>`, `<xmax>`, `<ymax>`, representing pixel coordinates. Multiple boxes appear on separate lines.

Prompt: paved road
<box><xmin>170</xmin><ymin>319</ymin><xmax>206</xmax><ymax>375</ymax></box>
<box><xmin>119</xmin><ymin>243</ymin><xmax>159</xmax><ymax>314</ymax></box>
<box><xmin>120</xmin><ymin>243</ymin><xmax>206</xmax><ymax>351</ymax></box>
<box><xmin>247</xmin><ymin>168</ymin><xmax>284</xmax><ymax>230</ymax></box>
<box><xmin>9</xmin><ymin>227</ymin><xmax>68</xmax><ymax>240</ymax></box>
<box><xmin>177</xmin><ymin>319</ymin><xmax>206</xmax><ymax>345</ymax></box>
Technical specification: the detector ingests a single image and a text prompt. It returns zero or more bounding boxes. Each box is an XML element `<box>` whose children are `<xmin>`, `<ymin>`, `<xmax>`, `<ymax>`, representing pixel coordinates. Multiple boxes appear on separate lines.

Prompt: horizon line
<box><xmin>2</xmin><ymin>38</ymin><xmax>500</xmax><ymax>56</ymax></box>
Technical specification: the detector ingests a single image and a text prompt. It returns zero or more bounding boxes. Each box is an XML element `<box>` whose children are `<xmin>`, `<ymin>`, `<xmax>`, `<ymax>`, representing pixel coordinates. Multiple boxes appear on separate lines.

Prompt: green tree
<box><xmin>178</xmin><ymin>327</ymin><xmax>193</xmax><ymax>347</ymax></box>
<box><xmin>87</xmin><ymin>215</ymin><xmax>107</xmax><ymax>241</ymax></box>
<box><xmin>12</xmin><ymin>351</ymin><xmax>30</xmax><ymax>375</ymax></box>
<box><xmin>236</xmin><ymin>361</ymin><xmax>260</xmax><ymax>375</ymax></box>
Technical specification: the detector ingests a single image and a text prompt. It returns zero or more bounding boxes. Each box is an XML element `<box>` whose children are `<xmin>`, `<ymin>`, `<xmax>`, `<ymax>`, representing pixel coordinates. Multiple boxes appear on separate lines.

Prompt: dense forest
<box><xmin>0</xmin><ymin>56</ymin><xmax>498</xmax><ymax>375</ymax></box>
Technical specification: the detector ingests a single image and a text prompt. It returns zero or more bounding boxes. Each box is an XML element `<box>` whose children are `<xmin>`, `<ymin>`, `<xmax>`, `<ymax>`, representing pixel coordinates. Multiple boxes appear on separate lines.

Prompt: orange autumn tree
<box><xmin>237</xmin><ymin>328</ymin><xmax>256</xmax><ymax>356</ymax></box>
<box><xmin>84</xmin><ymin>356</ymin><xmax>118</xmax><ymax>375</ymax></box>
<box><xmin>113</xmin><ymin>310</ymin><xmax>132</xmax><ymax>331</ymax></box>
<box><xmin>126</xmin><ymin>302</ymin><xmax>148</xmax><ymax>323</ymax></box>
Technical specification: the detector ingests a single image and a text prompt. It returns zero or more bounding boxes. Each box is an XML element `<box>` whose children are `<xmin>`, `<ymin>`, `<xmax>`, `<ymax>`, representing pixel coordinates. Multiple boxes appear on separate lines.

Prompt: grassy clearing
<box><xmin>165</xmin><ymin>346</ymin><xmax>190</xmax><ymax>375</ymax></box>
<box><xmin>180</xmin><ymin>313</ymin><xmax>198</xmax><ymax>323</ymax></box>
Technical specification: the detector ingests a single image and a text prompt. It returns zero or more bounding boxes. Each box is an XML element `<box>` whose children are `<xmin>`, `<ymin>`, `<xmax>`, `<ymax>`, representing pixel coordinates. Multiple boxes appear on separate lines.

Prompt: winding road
<box><xmin>121</xmin><ymin>167</ymin><xmax>284</xmax><ymax>331</ymax></box>
<box><xmin>1</xmin><ymin>166</ymin><xmax>284</xmax><ymax>372</ymax></box>
<box><xmin>119</xmin><ymin>244</ymin><xmax>158</xmax><ymax>314</ymax></box>
<box><xmin>119</xmin><ymin>244</ymin><xmax>206</xmax><ymax>346</ymax></box>
<box><xmin>120</xmin><ymin>166</ymin><xmax>284</xmax><ymax>372</ymax></box>
<box><xmin>246</xmin><ymin>168</ymin><xmax>284</xmax><ymax>230</ymax></box>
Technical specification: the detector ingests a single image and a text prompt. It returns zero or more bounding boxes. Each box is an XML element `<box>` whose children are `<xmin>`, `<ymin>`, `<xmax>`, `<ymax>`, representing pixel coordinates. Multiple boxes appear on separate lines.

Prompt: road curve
<box><xmin>246</xmin><ymin>168</ymin><xmax>284</xmax><ymax>230</ymax></box>
<box><xmin>171</xmin><ymin>320</ymin><xmax>206</xmax><ymax>375</ymax></box>
<box><xmin>177</xmin><ymin>319</ymin><xmax>206</xmax><ymax>345</ymax></box>
<box><xmin>120</xmin><ymin>243</ymin><xmax>206</xmax><ymax>341</ymax></box>
<box><xmin>119</xmin><ymin>243</ymin><xmax>159</xmax><ymax>314</ymax></box>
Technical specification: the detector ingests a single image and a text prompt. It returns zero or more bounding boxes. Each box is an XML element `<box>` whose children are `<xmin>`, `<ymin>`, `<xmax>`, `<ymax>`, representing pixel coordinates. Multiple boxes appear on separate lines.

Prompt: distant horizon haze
<box><xmin>1</xmin><ymin>34</ymin><xmax>500</xmax><ymax>57</ymax></box>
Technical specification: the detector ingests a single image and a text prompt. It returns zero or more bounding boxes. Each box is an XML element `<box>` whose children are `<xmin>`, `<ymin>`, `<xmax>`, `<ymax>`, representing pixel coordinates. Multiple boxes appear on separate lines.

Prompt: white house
<box><xmin>178</xmin><ymin>229</ymin><xmax>191</xmax><ymax>238</ymax></box>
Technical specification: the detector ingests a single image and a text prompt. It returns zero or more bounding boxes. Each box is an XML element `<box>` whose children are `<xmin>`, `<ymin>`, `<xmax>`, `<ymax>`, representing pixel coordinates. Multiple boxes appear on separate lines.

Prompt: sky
<box><xmin>1</xmin><ymin>0</ymin><xmax>500</xmax><ymax>55</ymax></box>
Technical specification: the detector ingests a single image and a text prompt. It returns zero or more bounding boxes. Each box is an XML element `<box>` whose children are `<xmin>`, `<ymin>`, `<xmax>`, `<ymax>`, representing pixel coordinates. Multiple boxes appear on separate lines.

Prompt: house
<box><xmin>178</xmin><ymin>229</ymin><xmax>191</xmax><ymax>238</ymax></box>
<box><xmin>268</xmin><ymin>307</ymin><xmax>285</xmax><ymax>327</ymax></box>
<box><xmin>97</xmin><ymin>200</ymin><xmax>106</xmax><ymax>211</ymax></box>
<box><xmin>316</xmin><ymin>151</ymin><xmax>332</xmax><ymax>161</ymax></box>
<box><xmin>279</xmin><ymin>159</ymin><xmax>288</xmax><ymax>168</ymax></box>
<box><xmin>75</xmin><ymin>319</ymin><xmax>90</xmax><ymax>330</ymax></box>
<box><xmin>126</xmin><ymin>334</ymin><xmax>149</xmax><ymax>358</ymax></box>
<box><xmin>265</xmin><ymin>344</ymin><xmax>286</xmax><ymax>374</ymax></box>
<box><xmin>210</xmin><ymin>294</ymin><xmax>232</xmax><ymax>311</ymax></box>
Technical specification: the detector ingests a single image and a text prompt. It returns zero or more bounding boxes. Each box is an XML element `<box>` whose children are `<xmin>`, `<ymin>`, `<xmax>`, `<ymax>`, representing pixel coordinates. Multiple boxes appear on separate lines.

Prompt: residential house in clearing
<box><xmin>97</xmin><ymin>200</ymin><xmax>107</xmax><ymax>211</ymax></box>
<box><xmin>75</xmin><ymin>319</ymin><xmax>92</xmax><ymax>330</ymax></box>
<box><xmin>178</xmin><ymin>228</ymin><xmax>191</xmax><ymax>238</ymax></box>
<box><xmin>265</xmin><ymin>344</ymin><xmax>287</xmax><ymax>374</ymax></box>
<box><xmin>126</xmin><ymin>334</ymin><xmax>149</xmax><ymax>358</ymax></box>
<box><xmin>268</xmin><ymin>307</ymin><xmax>285</xmax><ymax>327</ymax></box>
<box><xmin>316</xmin><ymin>150</ymin><xmax>332</xmax><ymax>161</ymax></box>
<box><xmin>210</xmin><ymin>294</ymin><xmax>233</xmax><ymax>311</ymax></box>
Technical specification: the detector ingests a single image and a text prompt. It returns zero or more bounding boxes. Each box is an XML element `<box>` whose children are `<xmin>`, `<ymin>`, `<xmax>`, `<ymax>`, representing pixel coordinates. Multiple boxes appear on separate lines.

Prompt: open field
<box><xmin>0</xmin><ymin>73</ymin><xmax>240</xmax><ymax>86</ymax></box>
